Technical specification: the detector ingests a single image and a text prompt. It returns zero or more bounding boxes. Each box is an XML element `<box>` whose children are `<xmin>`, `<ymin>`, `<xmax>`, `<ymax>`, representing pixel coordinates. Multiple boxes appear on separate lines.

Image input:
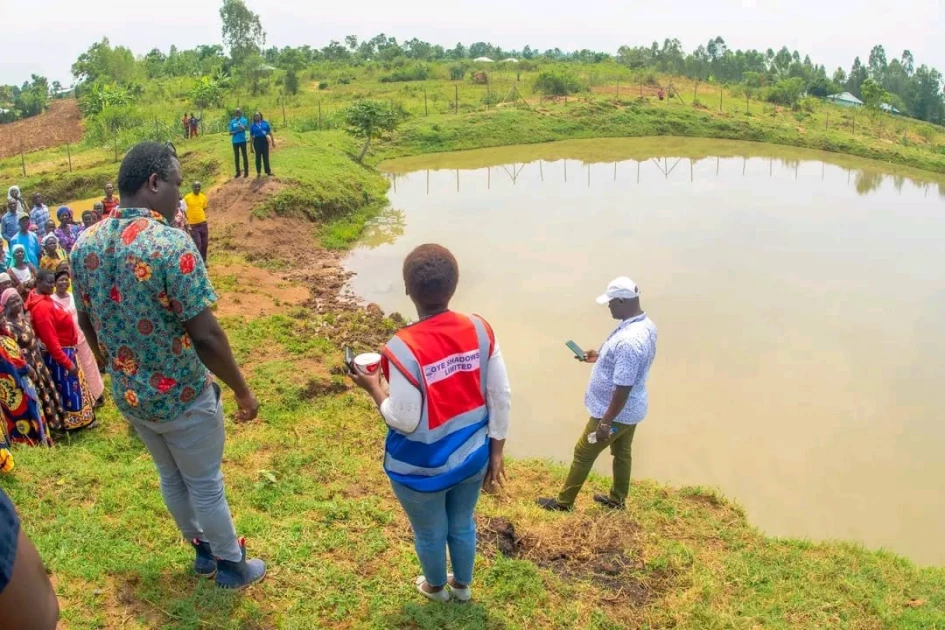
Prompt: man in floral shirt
<box><xmin>70</xmin><ymin>142</ymin><xmax>266</xmax><ymax>590</ymax></box>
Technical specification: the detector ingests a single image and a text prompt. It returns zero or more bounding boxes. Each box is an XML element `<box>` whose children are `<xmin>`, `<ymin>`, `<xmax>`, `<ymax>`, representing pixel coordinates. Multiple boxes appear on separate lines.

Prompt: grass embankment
<box><xmin>6</xmin><ymin>303</ymin><xmax>944</xmax><ymax>629</ymax></box>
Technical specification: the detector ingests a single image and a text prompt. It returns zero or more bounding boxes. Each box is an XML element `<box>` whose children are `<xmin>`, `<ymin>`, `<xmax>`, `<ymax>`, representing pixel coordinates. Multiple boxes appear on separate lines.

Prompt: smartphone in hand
<box><xmin>565</xmin><ymin>340</ymin><xmax>586</xmax><ymax>361</ymax></box>
<box><xmin>344</xmin><ymin>346</ymin><xmax>355</xmax><ymax>370</ymax></box>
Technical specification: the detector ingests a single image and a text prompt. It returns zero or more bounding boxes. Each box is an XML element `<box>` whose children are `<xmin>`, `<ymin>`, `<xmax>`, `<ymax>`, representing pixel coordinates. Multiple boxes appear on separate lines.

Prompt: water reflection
<box><xmin>389</xmin><ymin>155</ymin><xmax>940</xmax><ymax>199</ymax></box>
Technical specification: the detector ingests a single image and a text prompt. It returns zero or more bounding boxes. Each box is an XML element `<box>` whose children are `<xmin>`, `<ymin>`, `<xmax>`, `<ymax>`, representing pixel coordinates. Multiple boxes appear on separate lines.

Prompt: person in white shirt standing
<box><xmin>538</xmin><ymin>276</ymin><xmax>657</xmax><ymax>512</ymax></box>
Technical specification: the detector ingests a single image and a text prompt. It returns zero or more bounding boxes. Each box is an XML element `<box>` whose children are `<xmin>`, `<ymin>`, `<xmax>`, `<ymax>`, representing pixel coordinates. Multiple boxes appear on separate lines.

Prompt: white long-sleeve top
<box><xmin>379</xmin><ymin>342</ymin><xmax>511</xmax><ymax>440</ymax></box>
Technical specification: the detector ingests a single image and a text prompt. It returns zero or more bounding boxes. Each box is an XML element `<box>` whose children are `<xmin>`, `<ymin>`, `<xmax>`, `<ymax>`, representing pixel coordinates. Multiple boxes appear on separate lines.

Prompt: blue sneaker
<box><xmin>215</xmin><ymin>538</ymin><xmax>266</xmax><ymax>590</ymax></box>
<box><xmin>190</xmin><ymin>539</ymin><xmax>217</xmax><ymax>578</ymax></box>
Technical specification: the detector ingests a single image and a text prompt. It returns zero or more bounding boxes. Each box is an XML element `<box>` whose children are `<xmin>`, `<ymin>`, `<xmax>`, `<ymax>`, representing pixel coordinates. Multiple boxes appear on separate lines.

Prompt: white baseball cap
<box><xmin>595</xmin><ymin>277</ymin><xmax>639</xmax><ymax>304</ymax></box>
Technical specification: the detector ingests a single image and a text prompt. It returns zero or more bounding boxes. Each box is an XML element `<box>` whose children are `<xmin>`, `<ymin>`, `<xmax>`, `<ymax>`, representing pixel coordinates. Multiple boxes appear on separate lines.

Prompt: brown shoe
<box><xmin>537</xmin><ymin>497</ymin><xmax>573</xmax><ymax>512</ymax></box>
<box><xmin>593</xmin><ymin>494</ymin><xmax>625</xmax><ymax>510</ymax></box>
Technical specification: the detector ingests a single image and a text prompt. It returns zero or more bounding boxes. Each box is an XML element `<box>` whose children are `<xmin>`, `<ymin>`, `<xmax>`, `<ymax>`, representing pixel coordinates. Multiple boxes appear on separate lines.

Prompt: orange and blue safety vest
<box><xmin>381</xmin><ymin>311</ymin><xmax>494</xmax><ymax>492</ymax></box>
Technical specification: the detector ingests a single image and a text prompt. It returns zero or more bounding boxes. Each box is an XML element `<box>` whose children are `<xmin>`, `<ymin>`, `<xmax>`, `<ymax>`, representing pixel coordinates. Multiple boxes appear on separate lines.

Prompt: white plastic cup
<box><xmin>354</xmin><ymin>352</ymin><xmax>382</xmax><ymax>375</ymax></box>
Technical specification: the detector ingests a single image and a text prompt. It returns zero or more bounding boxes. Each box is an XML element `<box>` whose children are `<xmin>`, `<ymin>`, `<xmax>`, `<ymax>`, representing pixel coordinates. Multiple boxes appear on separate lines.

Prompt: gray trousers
<box><xmin>127</xmin><ymin>383</ymin><xmax>242</xmax><ymax>561</ymax></box>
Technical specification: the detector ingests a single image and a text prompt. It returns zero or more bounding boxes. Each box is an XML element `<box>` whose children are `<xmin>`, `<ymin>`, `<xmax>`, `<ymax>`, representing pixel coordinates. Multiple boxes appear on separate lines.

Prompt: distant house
<box><xmin>473</xmin><ymin>57</ymin><xmax>495</xmax><ymax>63</ymax></box>
<box><xmin>826</xmin><ymin>92</ymin><xmax>863</xmax><ymax>108</ymax></box>
<box><xmin>501</xmin><ymin>58</ymin><xmax>519</xmax><ymax>63</ymax></box>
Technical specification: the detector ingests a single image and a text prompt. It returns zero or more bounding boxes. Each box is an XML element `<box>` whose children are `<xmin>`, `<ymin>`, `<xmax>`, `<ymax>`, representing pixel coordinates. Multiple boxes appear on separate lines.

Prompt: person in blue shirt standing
<box><xmin>249</xmin><ymin>112</ymin><xmax>275</xmax><ymax>178</ymax></box>
<box><xmin>30</xmin><ymin>194</ymin><xmax>50</xmax><ymax>239</ymax></box>
<box><xmin>7</xmin><ymin>213</ymin><xmax>41</xmax><ymax>268</ymax></box>
<box><xmin>2</xmin><ymin>200</ymin><xmax>19</xmax><ymax>244</ymax></box>
<box><xmin>228</xmin><ymin>108</ymin><xmax>249</xmax><ymax>179</ymax></box>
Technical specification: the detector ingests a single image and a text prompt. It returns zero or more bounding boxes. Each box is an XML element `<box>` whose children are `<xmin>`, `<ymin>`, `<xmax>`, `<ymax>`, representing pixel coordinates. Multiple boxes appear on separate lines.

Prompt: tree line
<box><xmin>1</xmin><ymin>0</ymin><xmax>942</xmax><ymax>125</ymax></box>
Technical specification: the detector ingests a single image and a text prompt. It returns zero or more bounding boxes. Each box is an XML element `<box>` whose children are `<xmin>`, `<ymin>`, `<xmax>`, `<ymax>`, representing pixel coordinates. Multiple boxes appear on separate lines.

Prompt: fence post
<box><xmin>424</xmin><ymin>89</ymin><xmax>428</xmax><ymax>116</ymax></box>
<box><xmin>616</xmin><ymin>80</ymin><xmax>619</xmax><ymax>100</ymax></box>
<box><xmin>455</xmin><ymin>85</ymin><xmax>458</xmax><ymax>114</ymax></box>
<box><xmin>66</xmin><ymin>143</ymin><xmax>72</xmax><ymax>172</ymax></box>
<box><xmin>719</xmin><ymin>86</ymin><xmax>723</xmax><ymax>112</ymax></box>
<box><xmin>825</xmin><ymin>113</ymin><xmax>829</xmax><ymax>131</ymax></box>
<box><xmin>281</xmin><ymin>96</ymin><xmax>287</xmax><ymax>127</ymax></box>
<box><xmin>19</xmin><ymin>139</ymin><xmax>25</xmax><ymax>177</ymax></box>
<box><xmin>318</xmin><ymin>100</ymin><xmax>322</xmax><ymax>130</ymax></box>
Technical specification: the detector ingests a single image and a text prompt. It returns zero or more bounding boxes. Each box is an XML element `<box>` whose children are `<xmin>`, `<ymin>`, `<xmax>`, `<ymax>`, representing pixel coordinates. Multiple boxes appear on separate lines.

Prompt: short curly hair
<box><xmin>403</xmin><ymin>244</ymin><xmax>459</xmax><ymax>310</ymax></box>
<box><xmin>117</xmin><ymin>142</ymin><xmax>178</xmax><ymax>198</ymax></box>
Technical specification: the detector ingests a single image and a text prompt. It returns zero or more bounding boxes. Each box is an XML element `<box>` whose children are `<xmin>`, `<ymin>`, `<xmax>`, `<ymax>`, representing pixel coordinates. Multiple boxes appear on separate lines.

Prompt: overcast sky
<box><xmin>1</xmin><ymin>0</ymin><xmax>942</xmax><ymax>86</ymax></box>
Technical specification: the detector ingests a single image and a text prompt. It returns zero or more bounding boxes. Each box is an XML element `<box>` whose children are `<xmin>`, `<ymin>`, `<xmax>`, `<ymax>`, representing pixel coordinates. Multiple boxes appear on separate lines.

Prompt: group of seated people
<box><xmin>0</xmin><ymin>184</ymin><xmax>124</xmax><ymax>470</ymax></box>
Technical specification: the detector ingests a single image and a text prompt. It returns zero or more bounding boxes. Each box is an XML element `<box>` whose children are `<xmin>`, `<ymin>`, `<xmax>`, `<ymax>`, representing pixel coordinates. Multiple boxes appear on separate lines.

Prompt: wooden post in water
<box><xmin>66</xmin><ymin>143</ymin><xmax>72</xmax><ymax>172</ymax></box>
<box><xmin>19</xmin><ymin>139</ymin><xmax>25</xmax><ymax>177</ymax></box>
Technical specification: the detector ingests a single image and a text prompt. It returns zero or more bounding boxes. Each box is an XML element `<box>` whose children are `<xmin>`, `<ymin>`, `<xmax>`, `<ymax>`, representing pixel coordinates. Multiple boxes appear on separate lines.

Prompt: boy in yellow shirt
<box><xmin>183</xmin><ymin>182</ymin><xmax>209</xmax><ymax>263</ymax></box>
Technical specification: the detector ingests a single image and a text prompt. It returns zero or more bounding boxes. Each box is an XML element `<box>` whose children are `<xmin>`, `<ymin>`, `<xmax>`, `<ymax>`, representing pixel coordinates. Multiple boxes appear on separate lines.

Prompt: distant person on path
<box><xmin>181</xmin><ymin>113</ymin><xmax>190</xmax><ymax>139</ymax></box>
<box><xmin>0</xmin><ymin>487</ymin><xmax>60</xmax><ymax>630</ymax></box>
<box><xmin>7</xmin><ymin>214</ymin><xmax>40</xmax><ymax>269</ymax></box>
<box><xmin>183</xmin><ymin>182</ymin><xmax>209</xmax><ymax>263</ymax></box>
<box><xmin>249</xmin><ymin>112</ymin><xmax>275</xmax><ymax>178</ymax></box>
<box><xmin>229</xmin><ymin>108</ymin><xmax>249</xmax><ymax>178</ymax></box>
<box><xmin>348</xmin><ymin>244</ymin><xmax>511</xmax><ymax>603</ymax></box>
<box><xmin>5</xmin><ymin>188</ymin><xmax>26</xmax><ymax>217</ymax></box>
<box><xmin>101</xmin><ymin>183</ymin><xmax>119</xmax><ymax>218</ymax></box>
<box><xmin>2</xmin><ymin>201</ymin><xmax>18</xmax><ymax>244</ymax></box>
<box><xmin>189</xmin><ymin>113</ymin><xmax>200</xmax><ymax>138</ymax></box>
<box><xmin>70</xmin><ymin>141</ymin><xmax>265</xmax><ymax>590</ymax></box>
<box><xmin>538</xmin><ymin>277</ymin><xmax>657</xmax><ymax>512</ymax></box>
<box><xmin>29</xmin><ymin>195</ymin><xmax>49</xmax><ymax>239</ymax></box>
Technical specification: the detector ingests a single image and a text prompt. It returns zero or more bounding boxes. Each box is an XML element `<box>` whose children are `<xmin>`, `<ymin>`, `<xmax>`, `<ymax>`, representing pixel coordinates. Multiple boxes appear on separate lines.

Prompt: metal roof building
<box><xmin>826</xmin><ymin>92</ymin><xmax>863</xmax><ymax>107</ymax></box>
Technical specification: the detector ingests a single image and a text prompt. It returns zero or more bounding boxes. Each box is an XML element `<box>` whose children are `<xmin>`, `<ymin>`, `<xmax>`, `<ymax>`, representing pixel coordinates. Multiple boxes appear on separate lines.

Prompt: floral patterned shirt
<box><xmin>70</xmin><ymin>208</ymin><xmax>216</xmax><ymax>423</ymax></box>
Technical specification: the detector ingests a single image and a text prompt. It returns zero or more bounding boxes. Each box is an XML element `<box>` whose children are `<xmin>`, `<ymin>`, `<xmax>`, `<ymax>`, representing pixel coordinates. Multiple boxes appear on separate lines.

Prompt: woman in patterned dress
<box><xmin>54</xmin><ymin>206</ymin><xmax>81</xmax><ymax>253</ymax></box>
<box><xmin>26</xmin><ymin>271</ymin><xmax>96</xmax><ymax>431</ymax></box>
<box><xmin>52</xmin><ymin>269</ymin><xmax>104</xmax><ymax>406</ymax></box>
<box><xmin>1</xmin><ymin>288</ymin><xmax>66</xmax><ymax>431</ymax></box>
<box><xmin>0</xmin><ymin>313</ymin><xmax>52</xmax><ymax>447</ymax></box>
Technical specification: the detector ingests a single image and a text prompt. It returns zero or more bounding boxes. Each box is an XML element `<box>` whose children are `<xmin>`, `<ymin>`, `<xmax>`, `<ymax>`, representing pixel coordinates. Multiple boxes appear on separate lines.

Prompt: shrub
<box><xmin>318</xmin><ymin>82</ymin><xmax>329</xmax><ymax>90</ymax></box>
<box><xmin>379</xmin><ymin>64</ymin><xmax>430</xmax><ymax>83</ymax></box>
<box><xmin>765</xmin><ymin>78</ymin><xmax>805</xmax><ymax>109</ymax></box>
<box><xmin>471</xmin><ymin>71</ymin><xmax>488</xmax><ymax>85</ymax></box>
<box><xmin>533</xmin><ymin>69</ymin><xmax>586</xmax><ymax>96</ymax></box>
<box><xmin>449</xmin><ymin>64</ymin><xmax>468</xmax><ymax>81</ymax></box>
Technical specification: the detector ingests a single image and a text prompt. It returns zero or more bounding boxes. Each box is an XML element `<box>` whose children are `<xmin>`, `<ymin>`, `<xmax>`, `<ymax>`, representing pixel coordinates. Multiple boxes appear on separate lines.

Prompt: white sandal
<box><xmin>415</xmin><ymin>576</ymin><xmax>450</xmax><ymax>602</ymax></box>
<box><xmin>447</xmin><ymin>573</ymin><xmax>472</xmax><ymax>603</ymax></box>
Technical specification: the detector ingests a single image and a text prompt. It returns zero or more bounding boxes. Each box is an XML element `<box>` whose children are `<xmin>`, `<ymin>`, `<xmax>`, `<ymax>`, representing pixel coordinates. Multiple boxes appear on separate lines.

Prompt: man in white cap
<box><xmin>538</xmin><ymin>277</ymin><xmax>657</xmax><ymax>511</ymax></box>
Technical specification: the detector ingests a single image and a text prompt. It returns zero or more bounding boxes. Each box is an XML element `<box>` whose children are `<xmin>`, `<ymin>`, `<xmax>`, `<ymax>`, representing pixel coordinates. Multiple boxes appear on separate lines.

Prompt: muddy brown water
<box><xmin>345</xmin><ymin>138</ymin><xmax>945</xmax><ymax>566</ymax></box>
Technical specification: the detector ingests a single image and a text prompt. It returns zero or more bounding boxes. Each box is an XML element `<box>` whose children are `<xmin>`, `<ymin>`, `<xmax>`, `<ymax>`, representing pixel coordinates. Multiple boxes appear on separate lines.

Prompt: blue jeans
<box><xmin>126</xmin><ymin>383</ymin><xmax>242</xmax><ymax>562</ymax></box>
<box><xmin>390</xmin><ymin>465</ymin><xmax>487</xmax><ymax>588</ymax></box>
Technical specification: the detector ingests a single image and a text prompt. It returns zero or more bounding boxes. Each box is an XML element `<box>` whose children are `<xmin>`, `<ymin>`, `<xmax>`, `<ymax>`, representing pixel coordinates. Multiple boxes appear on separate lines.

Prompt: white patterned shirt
<box><xmin>584</xmin><ymin>313</ymin><xmax>658</xmax><ymax>425</ymax></box>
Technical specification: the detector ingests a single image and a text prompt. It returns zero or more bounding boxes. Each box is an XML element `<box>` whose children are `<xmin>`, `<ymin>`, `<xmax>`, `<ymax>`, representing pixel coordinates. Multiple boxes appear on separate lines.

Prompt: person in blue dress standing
<box><xmin>7</xmin><ymin>213</ymin><xmax>40</xmax><ymax>268</ymax></box>
<box><xmin>249</xmin><ymin>112</ymin><xmax>275</xmax><ymax>178</ymax></box>
<box><xmin>228</xmin><ymin>108</ymin><xmax>249</xmax><ymax>179</ymax></box>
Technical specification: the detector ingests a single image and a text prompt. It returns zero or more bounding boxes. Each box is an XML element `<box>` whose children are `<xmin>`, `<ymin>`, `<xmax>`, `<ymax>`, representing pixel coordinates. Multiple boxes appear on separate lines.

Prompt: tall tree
<box><xmin>220</xmin><ymin>0</ymin><xmax>266</xmax><ymax>65</ymax></box>
<box><xmin>900</xmin><ymin>50</ymin><xmax>915</xmax><ymax>75</ymax></box>
<box><xmin>846</xmin><ymin>57</ymin><xmax>868</xmax><ymax>98</ymax></box>
<box><xmin>868</xmin><ymin>45</ymin><xmax>888</xmax><ymax>81</ymax></box>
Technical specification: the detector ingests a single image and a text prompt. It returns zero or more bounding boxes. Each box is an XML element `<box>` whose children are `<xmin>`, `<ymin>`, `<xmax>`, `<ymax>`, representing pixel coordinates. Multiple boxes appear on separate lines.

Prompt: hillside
<box><xmin>0</xmin><ymin>99</ymin><xmax>83</xmax><ymax>159</ymax></box>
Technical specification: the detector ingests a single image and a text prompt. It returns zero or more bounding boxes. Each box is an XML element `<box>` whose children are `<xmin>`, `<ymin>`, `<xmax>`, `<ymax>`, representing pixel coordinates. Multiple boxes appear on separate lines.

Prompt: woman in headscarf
<box><xmin>39</xmin><ymin>234</ymin><xmax>67</xmax><ymax>272</ymax></box>
<box><xmin>8</xmin><ymin>245</ymin><xmax>37</xmax><ymax>297</ymax></box>
<box><xmin>51</xmin><ymin>269</ymin><xmax>103</xmax><ymax>407</ymax></box>
<box><xmin>54</xmin><ymin>207</ymin><xmax>81</xmax><ymax>254</ymax></box>
<box><xmin>1</xmin><ymin>288</ymin><xmax>65</xmax><ymax>431</ymax></box>
<box><xmin>0</xmin><ymin>299</ymin><xmax>52</xmax><ymax>447</ymax></box>
<box><xmin>26</xmin><ymin>271</ymin><xmax>95</xmax><ymax>431</ymax></box>
<box><xmin>0</xmin><ymin>274</ymin><xmax>12</xmax><ymax>295</ymax></box>
<box><xmin>6</xmin><ymin>187</ymin><xmax>26</xmax><ymax>216</ymax></box>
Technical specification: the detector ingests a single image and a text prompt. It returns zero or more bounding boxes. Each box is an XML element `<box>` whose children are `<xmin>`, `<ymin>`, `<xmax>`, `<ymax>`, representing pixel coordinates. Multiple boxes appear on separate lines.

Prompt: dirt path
<box><xmin>207</xmin><ymin>177</ymin><xmax>394</xmax><ymax>348</ymax></box>
<box><xmin>0</xmin><ymin>100</ymin><xmax>84</xmax><ymax>158</ymax></box>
